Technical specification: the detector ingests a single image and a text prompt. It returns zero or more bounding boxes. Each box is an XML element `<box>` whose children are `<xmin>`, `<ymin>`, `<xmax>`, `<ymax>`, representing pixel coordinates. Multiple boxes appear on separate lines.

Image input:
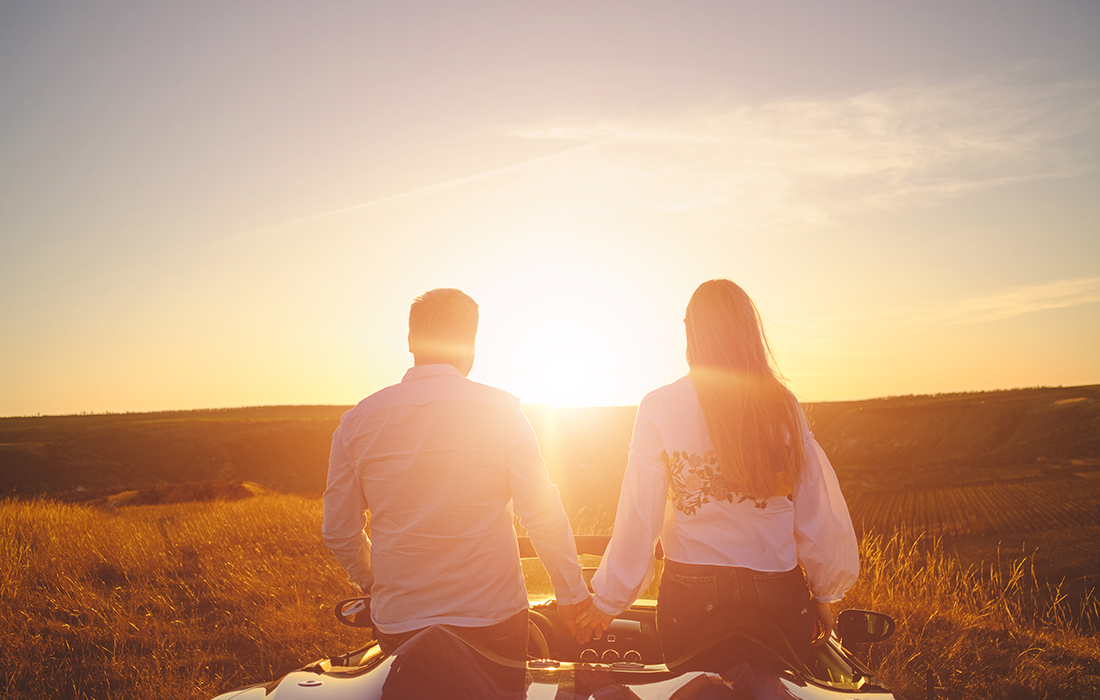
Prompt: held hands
<box><xmin>557</xmin><ymin>595</ymin><xmax>593</xmax><ymax>644</ymax></box>
<box><xmin>572</xmin><ymin>599</ymin><xmax>616</xmax><ymax>644</ymax></box>
<box><xmin>810</xmin><ymin>598</ymin><xmax>835</xmax><ymax>647</ymax></box>
<box><xmin>558</xmin><ymin>595</ymin><xmax>616</xmax><ymax>645</ymax></box>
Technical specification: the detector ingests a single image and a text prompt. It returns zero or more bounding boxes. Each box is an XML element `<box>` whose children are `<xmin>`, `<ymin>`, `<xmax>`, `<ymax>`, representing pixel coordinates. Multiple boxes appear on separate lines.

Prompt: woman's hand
<box><xmin>810</xmin><ymin>599</ymin><xmax>835</xmax><ymax>646</ymax></box>
<box><xmin>557</xmin><ymin>596</ymin><xmax>592</xmax><ymax>642</ymax></box>
<box><xmin>573</xmin><ymin>601</ymin><xmax>616</xmax><ymax>644</ymax></box>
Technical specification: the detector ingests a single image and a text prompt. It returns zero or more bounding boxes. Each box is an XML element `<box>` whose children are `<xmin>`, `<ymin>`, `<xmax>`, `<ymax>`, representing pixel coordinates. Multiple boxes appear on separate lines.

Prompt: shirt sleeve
<box><xmin>792</xmin><ymin>418</ymin><xmax>860</xmax><ymax>603</ymax></box>
<box><xmin>591</xmin><ymin>396</ymin><xmax>668</xmax><ymax>616</ymax></box>
<box><xmin>506</xmin><ymin>406</ymin><xmax>590</xmax><ymax>606</ymax></box>
<box><xmin>322</xmin><ymin>424</ymin><xmax>375</xmax><ymax>592</ymax></box>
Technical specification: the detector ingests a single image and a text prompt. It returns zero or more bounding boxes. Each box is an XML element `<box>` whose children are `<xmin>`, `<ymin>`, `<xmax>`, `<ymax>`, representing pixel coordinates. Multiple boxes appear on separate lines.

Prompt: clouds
<box><xmin>903</xmin><ymin>276</ymin><xmax>1100</xmax><ymax>327</ymax></box>
<box><xmin>510</xmin><ymin>74</ymin><xmax>1100</xmax><ymax>229</ymax></box>
<box><xmin>782</xmin><ymin>276</ymin><xmax>1100</xmax><ymax>330</ymax></box>
<box><xmin>205</xmin><ymin>72</ymin><xmax>1100</xmax><ymax>256</ymax></box>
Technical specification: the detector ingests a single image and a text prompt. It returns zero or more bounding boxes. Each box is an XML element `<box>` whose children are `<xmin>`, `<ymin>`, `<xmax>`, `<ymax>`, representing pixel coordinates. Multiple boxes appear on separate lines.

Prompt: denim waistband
<box><xmin>663</xmin><ymin>559</ymin><xmax>802</xmax><ymax>579</ymax></box>
<box><xmin>663</xmin><ymin>560</ymin><xmax>804</xmax><ymax>608</ymax></box>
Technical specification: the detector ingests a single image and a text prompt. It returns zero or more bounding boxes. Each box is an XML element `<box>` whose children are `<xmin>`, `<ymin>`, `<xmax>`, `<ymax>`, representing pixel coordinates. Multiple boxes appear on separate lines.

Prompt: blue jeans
<box><xmin>656</xmin><ymin>560</ymin><xmax>813</xmax><ymax>664</ymax></box>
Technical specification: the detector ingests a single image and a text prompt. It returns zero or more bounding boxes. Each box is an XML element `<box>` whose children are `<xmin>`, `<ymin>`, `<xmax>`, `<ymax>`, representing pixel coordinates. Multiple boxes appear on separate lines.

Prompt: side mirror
<box><xmin>335</xmin><ymin>596</ymin><xmax>374</xmax><ymax>629</ymax></box>
<box><xmin>837</xmin><ymin>609</ymin><xmax>896</xmax><ymax>644</ymax></box>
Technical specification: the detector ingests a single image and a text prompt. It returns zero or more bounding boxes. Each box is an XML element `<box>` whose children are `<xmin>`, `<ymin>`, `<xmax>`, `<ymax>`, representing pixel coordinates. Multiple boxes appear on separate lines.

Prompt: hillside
<box><xmin>0</xmin><ymin>403</ymin><xmax>641</xmax><ymax>513</ymax></box>
<box><xmin>808</xmin><ymin>385</ymin><xmax>1100</xmax><ymax>494</ymax></box>
<box><xmin>3</xmin><ymin>385</ymin><xmax>1098</xmax><ymax>506</ymax></box>
<box><xmin>0</xmin><ymin>406</ymin><xmax>347</xmax><ymax>497</ymax></box>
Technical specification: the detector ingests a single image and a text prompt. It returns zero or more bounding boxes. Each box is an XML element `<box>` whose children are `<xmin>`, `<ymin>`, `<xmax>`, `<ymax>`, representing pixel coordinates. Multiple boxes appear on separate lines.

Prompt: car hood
<box><xmin>211</xmin><ymin>627</ymin><xmax>896</xmax><ymax>700</ymax></box>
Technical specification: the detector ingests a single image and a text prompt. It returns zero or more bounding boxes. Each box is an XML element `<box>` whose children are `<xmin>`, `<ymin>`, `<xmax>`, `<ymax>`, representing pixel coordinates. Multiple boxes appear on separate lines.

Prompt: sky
<box><xmin>1</xmin><ymin>1</ymin><xmax>1098</xmax><ymax>415</ymax></box>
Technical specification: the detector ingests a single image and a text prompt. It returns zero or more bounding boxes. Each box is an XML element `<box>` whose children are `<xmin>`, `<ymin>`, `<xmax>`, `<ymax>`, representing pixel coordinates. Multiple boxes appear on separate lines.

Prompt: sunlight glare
<box><xmin>469</xmin><ymin>250</ymin><xmax>671</xmax><ymax>406</ymax></box>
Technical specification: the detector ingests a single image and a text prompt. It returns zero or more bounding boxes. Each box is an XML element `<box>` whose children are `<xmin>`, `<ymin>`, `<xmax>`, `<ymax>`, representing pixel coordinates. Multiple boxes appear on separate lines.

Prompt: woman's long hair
<box><xmin>685</xmin><ymin>279</ymin><xmax>806</xmax><ymax>500</ymax></box>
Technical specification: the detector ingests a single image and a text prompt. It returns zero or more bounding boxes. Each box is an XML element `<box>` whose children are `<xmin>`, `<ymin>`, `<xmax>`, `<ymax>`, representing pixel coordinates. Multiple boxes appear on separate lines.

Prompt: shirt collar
<box><xmin>401</xmin><ymin>364</ymin><xmax>465</xmax><ymax>382</ymax></box>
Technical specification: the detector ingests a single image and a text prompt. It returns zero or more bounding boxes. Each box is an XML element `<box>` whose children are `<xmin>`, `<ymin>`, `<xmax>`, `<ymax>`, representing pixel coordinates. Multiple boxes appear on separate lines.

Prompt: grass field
<box><xmin>0</xmin><ymin>495</ymin><xmax>365</xmax><ymax>700</ymax></box>
<box><xmin>848</xmin><ymin>478</ymin><xmax>1100</xmax><ymax>539</ymax></box>
<box><xmin>845</xmin><ymin>475</ymin><xmax>1100</xmax><ymax>614</ymax></box>
<box><xmin>4</xmin><ymin>494</ymin><xmax>1100</xmax><ymax>700</ymax></box>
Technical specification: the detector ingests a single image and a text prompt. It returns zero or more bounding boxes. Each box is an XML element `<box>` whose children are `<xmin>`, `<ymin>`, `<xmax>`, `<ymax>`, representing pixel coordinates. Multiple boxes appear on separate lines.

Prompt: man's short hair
<box><xmin>408</xmin><ymin>288</ymin><xmax>479</xmax><ymax>357</ymax></box>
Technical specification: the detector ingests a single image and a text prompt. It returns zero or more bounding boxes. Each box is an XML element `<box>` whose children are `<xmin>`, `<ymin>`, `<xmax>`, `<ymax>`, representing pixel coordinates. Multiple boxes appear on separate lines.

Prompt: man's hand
<box><xmin>810</xmin><ymin>599</ymin><xmax>835</xmax><ymax>647</ymax></box>
<box><xmin>558</xmin><ymin>595</ymin><xmax>593</xmax><ymax>644</ymax></box>
<box><xmin>573</xmin><ymin>601</ymin><xmax>616</xmax><ymax>644</ymax></box>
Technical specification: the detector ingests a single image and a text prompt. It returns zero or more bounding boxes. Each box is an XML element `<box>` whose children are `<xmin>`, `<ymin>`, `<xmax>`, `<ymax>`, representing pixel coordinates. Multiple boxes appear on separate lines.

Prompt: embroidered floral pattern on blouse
<box><xmin>664</xmin><ymin>450</ymin><xmax>790</xmax><ymax>515</ymax></box>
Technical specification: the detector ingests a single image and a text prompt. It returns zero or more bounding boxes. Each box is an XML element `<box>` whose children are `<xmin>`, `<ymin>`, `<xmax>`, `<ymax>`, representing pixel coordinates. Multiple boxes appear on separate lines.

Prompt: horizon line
<box><xmin>4</xmin><ymin>382</ymin><xmax>1098</xmax><ymax>420</ymax></box>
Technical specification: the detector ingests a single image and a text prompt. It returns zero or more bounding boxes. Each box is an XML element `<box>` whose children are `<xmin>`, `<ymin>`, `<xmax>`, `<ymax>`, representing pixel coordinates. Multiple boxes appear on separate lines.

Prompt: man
<box><xmin>323</xmin><ymin>288</ymin><xmax>592</xmax><ymax>661</ymax></box>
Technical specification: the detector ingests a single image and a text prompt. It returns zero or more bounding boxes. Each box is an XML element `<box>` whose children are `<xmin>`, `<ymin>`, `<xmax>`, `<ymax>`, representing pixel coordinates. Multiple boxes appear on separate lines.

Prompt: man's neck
<box><xmin>413</xmin><ymin>355</ymin><xmax>474</xmax><ymax>377</ymax></box>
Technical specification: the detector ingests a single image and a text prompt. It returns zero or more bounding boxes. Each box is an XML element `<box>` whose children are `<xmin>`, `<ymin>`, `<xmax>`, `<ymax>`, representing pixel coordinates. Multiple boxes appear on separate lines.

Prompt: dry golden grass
<box><xmin>0</xmin><ymin>496</ymin><xmax>367</xmax><ymax>700</ymax></box>
<box><xmin>842</xmin><ymin>534</ymin><xmax>1100</xmax><ymax>699</ymax></box>
<box><xmin>4</xmin><ymin>495</ymin><xmax>1100</xmax><ymax>699</ymax></box>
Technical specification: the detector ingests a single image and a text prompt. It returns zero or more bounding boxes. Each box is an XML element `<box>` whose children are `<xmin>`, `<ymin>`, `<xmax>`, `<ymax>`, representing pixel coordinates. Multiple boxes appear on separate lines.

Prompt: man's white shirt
<box><xmin>323</xmin><ymin>364</ymin><xmax>589</xmax><ymax>634</ymax></box>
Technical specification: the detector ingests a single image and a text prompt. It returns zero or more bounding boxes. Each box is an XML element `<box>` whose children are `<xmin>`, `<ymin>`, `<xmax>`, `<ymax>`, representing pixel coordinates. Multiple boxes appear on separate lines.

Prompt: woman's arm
<box><xmin>589</xmin><ymin>395</ymin><xmax>670</xmax><ymax>618</ymax></box>
<box><xmin>793</xmin><ymin>425</ymin><xmax>860</xmax><ymax>608</ymax></box>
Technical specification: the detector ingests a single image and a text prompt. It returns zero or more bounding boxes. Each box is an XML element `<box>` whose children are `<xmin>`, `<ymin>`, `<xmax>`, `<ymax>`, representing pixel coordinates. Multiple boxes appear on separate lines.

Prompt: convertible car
<box><xmin>210</xmin><ymin>537</ymin><xmax>898</xmax><ymax>700</ymax></box>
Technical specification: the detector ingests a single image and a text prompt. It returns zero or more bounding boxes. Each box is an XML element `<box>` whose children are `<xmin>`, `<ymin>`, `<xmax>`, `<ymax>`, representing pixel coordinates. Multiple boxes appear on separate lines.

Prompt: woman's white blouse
<box><xmin>591</xmin><ymin>376</ymin><xmax>860</xmax><ymax>616</ymax></box>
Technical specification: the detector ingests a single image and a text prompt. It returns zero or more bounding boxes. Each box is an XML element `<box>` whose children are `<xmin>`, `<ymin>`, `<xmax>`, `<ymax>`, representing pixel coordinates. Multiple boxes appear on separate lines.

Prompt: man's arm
<box><xmin>322</xmin><ymin>428</ymin><xmax>375</xmax><ymax>592</ymax></box>
<box><xmin>505</xmin><ymin>405</ymin><xmax>590</xmax><ymax>607</ymax></box>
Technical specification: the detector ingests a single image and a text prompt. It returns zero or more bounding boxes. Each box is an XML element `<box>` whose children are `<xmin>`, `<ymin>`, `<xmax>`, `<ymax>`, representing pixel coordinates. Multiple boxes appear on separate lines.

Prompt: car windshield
<box><xmin>522</xmin><ymin>554</ymin><xmax>662</xmax><ymax>602</ymax></box>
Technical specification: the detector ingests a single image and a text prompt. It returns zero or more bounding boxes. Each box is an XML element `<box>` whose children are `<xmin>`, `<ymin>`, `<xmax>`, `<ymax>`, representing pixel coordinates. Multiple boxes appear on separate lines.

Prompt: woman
<box><xmin>574</xmin><ymin>279</ymin><xmax>859</xmax><ymax>664</ymax></box>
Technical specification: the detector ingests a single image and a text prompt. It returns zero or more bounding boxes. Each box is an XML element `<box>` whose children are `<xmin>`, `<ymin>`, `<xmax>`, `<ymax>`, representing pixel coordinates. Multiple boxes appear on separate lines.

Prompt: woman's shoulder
<box><xmin>783</xmin><ymin>388</ymin><xmax>812</xmax><ymax>438</ymax></box>
<box><xmin>641</xmin><ymin>375</ymin><xmax>697</xmax><ymax>406</ymax></box>
<box><xmin>637</xmin><ymin>376</ymin><xmax>700</xmax><ymax>424</ymax></box>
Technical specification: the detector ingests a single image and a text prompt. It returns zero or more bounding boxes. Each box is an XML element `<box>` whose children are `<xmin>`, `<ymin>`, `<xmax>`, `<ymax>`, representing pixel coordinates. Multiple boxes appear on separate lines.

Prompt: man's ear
<box><xmin>408</xmin><ymin>333</ymin><xmax>414</xmax><ymax>355</ymax></box>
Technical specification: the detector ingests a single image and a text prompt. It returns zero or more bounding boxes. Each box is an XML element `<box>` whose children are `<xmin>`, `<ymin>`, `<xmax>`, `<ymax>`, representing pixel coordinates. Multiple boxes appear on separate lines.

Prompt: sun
<box><xmin>470</xmin><ymin>266</ymin><xmax>675</xmax><ymax>407</ymax></box>
<box><xmin>514</xmin><ymin>324</ymin><xmax>604</xmax><ymax>406</ymax></box>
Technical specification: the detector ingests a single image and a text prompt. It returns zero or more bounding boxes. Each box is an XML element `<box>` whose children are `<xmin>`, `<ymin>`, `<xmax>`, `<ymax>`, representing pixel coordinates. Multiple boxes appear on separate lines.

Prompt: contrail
<box><xmin>202</xmin><ymin>138</ymin><xmax>619</xmax><ymax>250</ymax></box>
